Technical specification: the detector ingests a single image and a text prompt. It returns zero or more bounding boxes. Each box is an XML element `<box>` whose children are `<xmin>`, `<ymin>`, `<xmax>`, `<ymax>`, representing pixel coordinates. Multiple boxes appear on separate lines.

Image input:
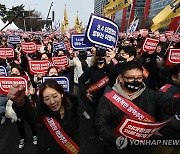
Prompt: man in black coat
<box><xmin>95</xmin><ymin>61</ymin><xmax>180</xmax><ymax>154</ymax></box>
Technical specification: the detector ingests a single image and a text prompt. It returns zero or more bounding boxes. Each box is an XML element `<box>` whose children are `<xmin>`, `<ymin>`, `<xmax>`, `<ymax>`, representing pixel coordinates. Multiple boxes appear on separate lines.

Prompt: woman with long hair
<box><xmin>8</xmin><ymin>79</ymin><xmax>82</xmax><ymax>153</ymax></box>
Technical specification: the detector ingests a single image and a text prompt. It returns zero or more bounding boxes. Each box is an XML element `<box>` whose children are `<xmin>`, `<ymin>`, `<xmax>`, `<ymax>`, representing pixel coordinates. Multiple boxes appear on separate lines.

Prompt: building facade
<box><xmin>148</xmin><ymin>0</ymin><xmax>173</xmax><ymax>27</ymax></box>
<box><xmin>109</xmin><ymin>0</ymin><xmax>174</xmax><ymax>31</ymax></box>
<box><xmin>94</xmin><ymin>0</ymin><xmax>108</xmax><ymax>16</ymax></box>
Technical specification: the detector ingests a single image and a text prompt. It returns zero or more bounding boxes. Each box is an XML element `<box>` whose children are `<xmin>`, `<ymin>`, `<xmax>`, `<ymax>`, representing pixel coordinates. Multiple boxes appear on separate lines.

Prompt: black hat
<box><xmin>96</xmin><ymin>48</ymin><xmax>106</xmax><ymax>56</ymax></box>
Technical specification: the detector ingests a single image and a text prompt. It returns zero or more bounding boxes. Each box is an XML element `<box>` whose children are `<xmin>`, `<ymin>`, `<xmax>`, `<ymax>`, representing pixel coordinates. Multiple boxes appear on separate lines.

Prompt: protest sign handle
<box><xmin>164</xmin><ymin>23</ymin><xmax>180</xmax><ymax>57</ymax></box>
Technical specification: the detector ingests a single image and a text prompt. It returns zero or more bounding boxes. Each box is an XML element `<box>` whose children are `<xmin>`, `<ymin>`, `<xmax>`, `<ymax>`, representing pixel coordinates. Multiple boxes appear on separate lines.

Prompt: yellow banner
<box><xmin>151</xmin><ymin>13</ymin><xmax>180</xmax><ymax>32</ymax></box>
<box><xmin>103</xmin><ymin>0</ymin><xmax>131</xmax><ymax>17</ymax></box>
<box><xmin>152</xmin><ymin>0</ymin><xmax>180</xmax><ymax>25</ymax></box>
<box><xmin>104</xmin><ymin>0</ymin><xmax>124</xmax><ymax>12</ymax></box>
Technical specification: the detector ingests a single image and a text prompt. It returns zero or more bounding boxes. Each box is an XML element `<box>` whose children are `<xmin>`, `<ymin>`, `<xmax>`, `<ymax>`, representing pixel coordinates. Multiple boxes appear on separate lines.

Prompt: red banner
<box><xmin>114</xmin><ymin>116</ymin><xmax>171</xmax><ymax>141</ymax></box>
<box><xmin>0</xmin><ymin>76</ymin><xmax>28</xmax><ymax>94</ymax></box>
<box><xmin>142</xmin><ymin>38</ymin><xmax>159</xmax><ymax>53</ymax></box>
<box><xmin>0</xmin><ymin>48</ymin><xmax>14</xmax><ymax>59</ymax></box>
<box><xmin>21</xmin><ymin>42</ymin><xmax>36</xmax><ymax>53</ymax></box>
<box><xmin>166</xmin><ymin>49</ymin><xmax>180</xmax><ymax>65</ymax></box>
<box><xmin>29</xmin><ymin>60</ymin><xmax>51</xmax><ymax>75</ymax></box>
<box><xmin>169</xmin><ymin>16</ymin><xmax>180</xmax><ymax>31</ymax></box>
<box><xmin>52</xmin><ymin>56</ymin><xmax>69</xmax><ymax>68</ymax></box>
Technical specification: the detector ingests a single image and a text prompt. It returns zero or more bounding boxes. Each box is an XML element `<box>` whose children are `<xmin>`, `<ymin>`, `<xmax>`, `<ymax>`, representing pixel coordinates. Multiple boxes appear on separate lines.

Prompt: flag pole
<box><xmin>163</xmin><ymin>23</ymin><xmax>180</xmax><ymax>57</ymax></box>
<box><xmin>125</xmin><ymin>0</ymin><xmax>134</xmax><ymax>40</ymax></box>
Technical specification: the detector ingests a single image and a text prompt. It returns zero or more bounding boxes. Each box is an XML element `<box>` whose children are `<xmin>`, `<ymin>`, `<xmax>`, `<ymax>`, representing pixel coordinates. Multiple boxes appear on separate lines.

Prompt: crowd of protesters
<box><xmin>0</xmin><ymin>29</ymin><xmax>180</xmax><ymax>154</ymax></box>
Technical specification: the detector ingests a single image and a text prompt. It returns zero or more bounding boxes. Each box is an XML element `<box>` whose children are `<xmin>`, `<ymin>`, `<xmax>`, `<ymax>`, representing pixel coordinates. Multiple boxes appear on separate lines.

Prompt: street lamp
<box><xmin>29</xmin><ymin>4</ymin><xmax>38</xmax><ymax>31</ymax></box>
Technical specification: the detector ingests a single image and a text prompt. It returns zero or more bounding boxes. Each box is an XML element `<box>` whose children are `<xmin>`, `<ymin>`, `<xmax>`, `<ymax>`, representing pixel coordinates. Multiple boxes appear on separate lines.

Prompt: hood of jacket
<box><xmin>112</xmin><ymin>78</ymin><xmax>146</xmax><ymax>101</ymax></box>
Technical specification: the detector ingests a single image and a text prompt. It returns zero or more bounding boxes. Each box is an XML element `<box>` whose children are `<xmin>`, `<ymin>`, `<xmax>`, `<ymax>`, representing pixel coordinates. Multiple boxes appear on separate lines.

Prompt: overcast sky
<box><xmin>1</xmin><ymin>0</ymin><xmax>94</xmax><ymax>28</ymax></box>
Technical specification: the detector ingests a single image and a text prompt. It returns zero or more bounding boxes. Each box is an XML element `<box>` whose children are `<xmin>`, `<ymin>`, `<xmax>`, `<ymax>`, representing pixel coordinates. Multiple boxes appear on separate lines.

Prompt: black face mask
<box><xmin>51</xmin><ymin>74</ymin><xmax>58</xmax><ymax>77</ymax></box>
<box><xmin>117</xmin><ymin>56</ymin><xmax>127</xmax><ymax>64</ymax></box>
<box><xmin>96</xmin><ymin>57</ymin><xmax>106</xmax><ymax>64</ymax></box>
<box><xmin>124</xmin><ymin>80</ymin><xmax>142</xmax><ymax>92</ymax></box>
<box><xmin>11</xmin><ymin>74</ymin><xmax>18</xmax><ymax>76</ymax></box>
<box><xmin>78</xmin><ymin>52</ymin><xmax>87</xmax><ymax>60</ymax></box>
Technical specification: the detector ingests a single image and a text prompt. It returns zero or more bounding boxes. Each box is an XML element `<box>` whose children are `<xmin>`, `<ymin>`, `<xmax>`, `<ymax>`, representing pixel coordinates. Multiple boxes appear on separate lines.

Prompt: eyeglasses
<box><xmin>123</xmin><ymin>76</ymin><xmax>143</xmax><ymax>82</ymax></box>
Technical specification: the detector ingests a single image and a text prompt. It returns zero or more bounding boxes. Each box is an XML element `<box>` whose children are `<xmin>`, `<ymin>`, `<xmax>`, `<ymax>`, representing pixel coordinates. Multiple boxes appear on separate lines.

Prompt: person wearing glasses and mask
<box><xmin>95</xmin><ymin>61</ymin><xmax>180</xmax><ymax>154</ymax></box>
<box><xmin>116</xmin><ymin>45</ymin><xmax>136</xmax><ymax>64</ymax></box>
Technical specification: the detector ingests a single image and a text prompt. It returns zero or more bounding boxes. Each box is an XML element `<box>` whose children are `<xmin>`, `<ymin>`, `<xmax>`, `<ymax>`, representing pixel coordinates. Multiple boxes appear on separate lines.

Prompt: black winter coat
<box><xmin>158</xmin><ymin>83</ymin><xmax>180</xmax><ymax>141</ymax></box>
<box><xmin>13</xmin><ymin>92</ymin><xmax>82</xmax><ymax>154</ymax></box>
<box><xmin>78</xmin><ymin>64</ymin><xmax>109</xmax><ymax>104</ymax></box>
<box><xmin>95</xmin><ymin>86</ymin><xmax>180</xmax><ymax>144</ymax></box>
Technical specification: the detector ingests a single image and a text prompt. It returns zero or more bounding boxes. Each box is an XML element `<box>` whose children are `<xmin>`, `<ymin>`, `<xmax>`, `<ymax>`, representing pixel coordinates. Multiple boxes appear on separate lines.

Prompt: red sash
<box><xmin>173</xmin><ymin>93</ymin><xmax>180</xmax><ymax>98</ymax></box>
<box><xmin>159</xmin><ymin>84</ymin><xmax>172</xmax><ymax>93</ymax></box>
<box><xmin>159</xmin><ymin>84</ymin><xmax>180</xmax><ymax>98</ymax></box>
<box><xmin>105</xmin><ymin>90</ymin><xmax>155</xmax><ymax>122</ymax></box>
<box><xmin>42</xmin><ymin>116</ymin><xmax>79</xmax><ymax>154</ymax></box>
<box><xmin>88</xmin><ymin>76</ymin><xmax>109</xmax><ymax>93</ymax></box>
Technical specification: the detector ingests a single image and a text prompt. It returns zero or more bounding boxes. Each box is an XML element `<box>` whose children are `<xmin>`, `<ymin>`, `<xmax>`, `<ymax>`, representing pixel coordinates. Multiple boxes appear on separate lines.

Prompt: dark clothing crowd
<box><xmin>0</xmin><ymin>30</ymin><xmax>180</xmax><ymax>154</ymax></box>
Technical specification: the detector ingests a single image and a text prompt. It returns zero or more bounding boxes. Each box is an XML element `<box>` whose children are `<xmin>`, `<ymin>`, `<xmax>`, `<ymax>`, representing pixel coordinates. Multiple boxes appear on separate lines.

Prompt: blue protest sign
<box><xmin>42</xmin><ymin>76</ymin><xmax>69</xmax><ymax>91</ymax></box>
<box><xmin>71</xmin><ymin>34</ymin><xmax>94</xmax><ymax>50</ymax></box>
<box><xmin>85</xmin><ymin>14</ymin><xmax>119</xmax><ymax>48</ymax></box>
<box><xmin>54</xmin><ymin>42</ymin><xmax>66</xmax><ymax>51</ymax></box>
<box><xmin>8</xmin><ymin>35</ymin><xmax>21</xmax><ymax>44</ymax></box>
<box><xmin>0</xmin><ymin>66</ymin><xmax>7</xmax><ymax>76</ymax></box>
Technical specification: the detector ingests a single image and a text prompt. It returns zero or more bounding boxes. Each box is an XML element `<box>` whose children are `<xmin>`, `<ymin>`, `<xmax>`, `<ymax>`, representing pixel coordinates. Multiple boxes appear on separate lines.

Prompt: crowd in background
<box><xmin>0</xmin><ymin>30</ymin><xmax>180</xmax><ymax>154</ymax></box>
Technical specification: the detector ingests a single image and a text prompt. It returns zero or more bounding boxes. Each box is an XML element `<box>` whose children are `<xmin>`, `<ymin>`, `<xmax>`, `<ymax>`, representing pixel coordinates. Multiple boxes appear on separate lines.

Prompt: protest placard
<box><xmin>29</xmin><ymin>60</ymin><xmax>51</xmax><ymax>74</ymax></box>
<box><xmin>42</xmin><ymin>76</ymin><xmax>69</xmax><ymax>91</ymax></box>
<box><xmin>71</xmin><ymin>34</ymin><xmax>93</xmax><ymax>49</ymax></box>
<box><xmin>142</xmin><ymin>38</ymin><xmax>159</xmax><ymax>53</ymax></box>
<box><xmin>0</xmin><ymin>48</ymin><xmax>14</xmax><ymax>59</ymax></box>
<box><xmin>85</xmin><ymin>14</ymin><xmax>119</xmax><ymax>48</ymax></box>
<box><xmin>115</xmin><ymin>116</ymin><xmax>171</xmax><ymax>140</ymax></box>
<box><xmin>52</xmin><ymin>56</ymin><xmax>69</xmax><ymax>68</ymax></box>
<box><xmin>0</xmin><ymin>76</ymin><xmax>28</xmax><ymax>94</ymax></box>
<box><xmin>21</xmin><ymin>42</ymin><xmax>36</xmax><ymax>53</ymax></box>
